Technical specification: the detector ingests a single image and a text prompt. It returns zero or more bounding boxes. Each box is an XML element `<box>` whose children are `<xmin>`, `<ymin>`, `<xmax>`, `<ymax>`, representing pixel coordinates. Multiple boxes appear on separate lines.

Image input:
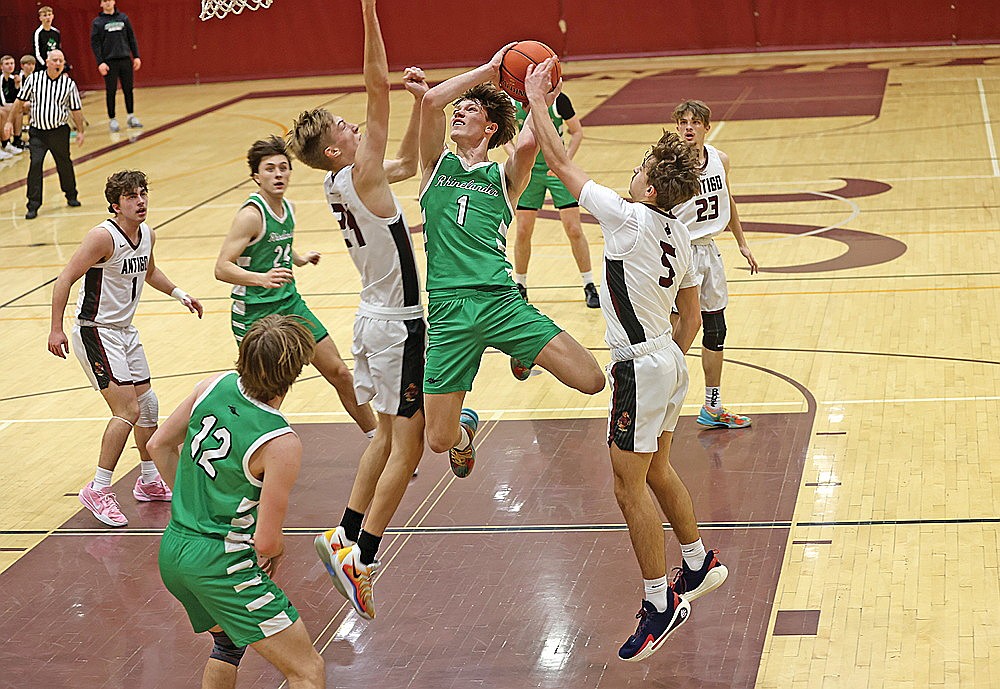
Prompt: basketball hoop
<box><xmin>200</xmin><ymin>0</ymin><xmax>273</xmax><ymax>21</ymax></box>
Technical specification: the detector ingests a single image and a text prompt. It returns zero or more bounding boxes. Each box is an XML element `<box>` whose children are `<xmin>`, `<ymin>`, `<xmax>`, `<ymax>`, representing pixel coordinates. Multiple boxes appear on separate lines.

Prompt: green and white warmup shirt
<box><xmin>167</xmin><ymin>371</ymin><xmax>294</xmax><ymax>548</ymax></box>
<box><xmin>419</xmin><ymin>150</ymin><xmax>516</xmax><ymax>291</ymax></box>
<box><xmin>232</xmin><ymin>193</ymin><xmax>298</xmax><ymax>307</ymax></box>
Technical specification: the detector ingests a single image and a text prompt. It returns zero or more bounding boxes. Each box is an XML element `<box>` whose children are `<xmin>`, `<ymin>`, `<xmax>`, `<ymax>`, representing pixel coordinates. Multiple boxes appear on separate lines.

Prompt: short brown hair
<box><xmin>1</xmin><ymin>55</ymin><xmax>14</xmax><ymax>65</ymax></box>
<box><xmin>247</xmin><ymin>135</ymin><xmax>291</xmax><ymax>176</ymax></box>
<box><xmin>38</xmin><ymin>6</ymin><xmax>54</xmax><ymax>15</ymax></box>
<box><xmin>20</xmin><ymin>55</ymin><xmax>36</xmax><ymax>66</ymax></box>
<box><xmin>672</xmin><ymin>100</ymin><xmax>712</xmax><ymax>126</ymax></box>
<box><xmin>105</xmin><ymin>170</ymin><xmax>148</xmax><ymax>212</ymax></box>
<box><xmin>645</xmin><ymin>132</ymin><xmax>701</xmax><ymax>210</ymax></box>
<box><xmin>236</xmin><ymin>315</ymin><xmax>315</xmax><ymax>402</ymax></box>
<box><xmin>286</xmin><ymin>109</ymin><xmax>337</xmax><ymax>170</ymax></box>
<box><xmin>455</xmin><ymin>84</ymin><xmax>517</xmax><ymax>149</ymax></box>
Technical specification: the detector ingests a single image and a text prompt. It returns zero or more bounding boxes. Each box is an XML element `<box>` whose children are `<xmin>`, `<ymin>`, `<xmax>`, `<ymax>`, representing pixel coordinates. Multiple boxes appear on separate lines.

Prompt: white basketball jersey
<box><xmin>75</xmin><ymin>220</ymin><xmax>152</xmax><ymax>328</ymax></box>
<box><xmin>324</xmin><ymin>166</ymin><xmax>422</xmax><ymax>318</ymax></box>
<box><xmin>672</xmin><ymin>143</ymin><xmax>731</xmax><ymax>241</ymax></box>
<box><xmin>578</xmin><ymin>181</ymin><xmax>696</xmax><ymax>351</ymax></box>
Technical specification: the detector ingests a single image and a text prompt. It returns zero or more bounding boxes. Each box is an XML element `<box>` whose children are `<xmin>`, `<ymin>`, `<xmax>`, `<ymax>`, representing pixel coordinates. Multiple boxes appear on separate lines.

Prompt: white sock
<box><xmin>365</xmin><ymin>429</ymin><xmax>376</xmax><ymax>440</ymax></box>
<box><xmin>644</xmin><ymin>576</ymin><xmax>669</xmax><ymax>613</ymax></box>
<box><xmin>681</xmin><ymin>539</ymin><xmax>707</xmax><ymax>571</ymax></box>
<box><xmin>454</xmin><ymin>425</ymin><xmax>473</xmax><ymax>451</ymax></box>
<box><xmin>514</xmin><ymin>273</ymin><xmax>527</xmax><ymax>287</ymax></box>
<box><xmin>580</xmin><ymin>271</ymin><xmax>594</xmax><ymax>286</ymax></box>
<box><xmin>93</xmin><ymin>467</ymin><xmax>113</xmax><ymax>490</ymax></box>
<box><xmin>140</xmin><ymin>461</ymin><xmax>159</xmax><ymax>483</ymax></box>
<box><xmin>705</xmin><ymin>387</ymin><xmax>721</xmax><ymax>410</ymax></box>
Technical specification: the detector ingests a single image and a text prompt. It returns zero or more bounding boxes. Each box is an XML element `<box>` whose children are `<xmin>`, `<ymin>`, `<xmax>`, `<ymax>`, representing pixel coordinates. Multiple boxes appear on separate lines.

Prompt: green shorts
<box><xmin>231</xmin><ymin>292</ymin><xmax>328</xmax><ymax>344</ymax></box>
<box><xmin>516</xmin><ymin>168</ymin><xmax>579</xmax><ymax>211</ymax></box>
<box><xmin>159</xmin><ymin>526</ymin><xmax>300</xmax><ymax>647</ymax></box>
<box><xmin>424</xmin><ymin>286</ymin><xmax>562</xmax><ymax>394</ymax></box>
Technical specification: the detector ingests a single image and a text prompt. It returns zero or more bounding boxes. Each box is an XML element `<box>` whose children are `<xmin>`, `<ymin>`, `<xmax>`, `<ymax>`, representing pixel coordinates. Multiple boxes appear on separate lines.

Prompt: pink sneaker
<box><xmin>133</xmin><ymin>475</ymin><xmax>172</xmax><ymax>502</ymax></box>
<box><xmin>79</xmin><ymin>482</ymin><xmax>128</xmax><ymax>527</ymax></box>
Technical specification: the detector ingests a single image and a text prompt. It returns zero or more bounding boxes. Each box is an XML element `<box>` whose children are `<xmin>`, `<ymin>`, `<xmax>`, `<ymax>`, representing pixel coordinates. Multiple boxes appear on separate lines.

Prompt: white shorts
<box><xmin>352</xmin><ymin>316</ymin><xmax>426</xmax><ymax>418</ymax></box>
<box><xmin>607</xmin><ymin>342</ymin><xmax>689</xmax><ymax>454</ymax></box>
<box><xmin>72</xmin><ymin>324</ymin><xmax>150</xmax><ymax>391</ymax></box>
<box><xmin>689</xmin><ymin>240</ymin><xmax>729</xmax><ymax>312</ymax></box>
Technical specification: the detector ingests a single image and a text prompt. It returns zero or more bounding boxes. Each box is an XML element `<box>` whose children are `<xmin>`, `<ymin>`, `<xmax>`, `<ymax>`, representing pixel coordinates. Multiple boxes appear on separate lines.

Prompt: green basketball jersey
<box><xmin>167</xmin><ymin>372</ymin><xmax>293</xmax><ymax>545</ymax></box>
<box><xmin>514</xmin><ymin>100</ymin><xmax>565</xmax><ymax>170</ymax></box>
<box><xmin>419</xmin><ymin>151</ymin><xmax>515</xmax><ymax>291</ymax></box>
<box><xmin>232</xmin><ymin>194</ymin><xmax>297</xmax><ymax>305</ymax></box>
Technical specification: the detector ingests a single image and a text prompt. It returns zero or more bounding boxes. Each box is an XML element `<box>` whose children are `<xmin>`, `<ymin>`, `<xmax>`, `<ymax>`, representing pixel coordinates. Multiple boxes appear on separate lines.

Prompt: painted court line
<box><xmin>977</xmin><ymin>78</ymin><xmax>1000</xmax><ymax>177</ymax></box>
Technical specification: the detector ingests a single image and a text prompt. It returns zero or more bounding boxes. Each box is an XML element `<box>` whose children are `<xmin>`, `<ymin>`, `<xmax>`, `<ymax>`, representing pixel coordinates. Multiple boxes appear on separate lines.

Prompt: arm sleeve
<box><xmin>125</xmin><ymin>17</ymin><xmax>140</xmax><ymax>58</ymax></box>
<box><xmin>578</xmin><ymin>180</ymin><xmax>641</xmax><ymax>257</ymax></box>
<box><xmin>554</xmin><ymin>93</ymin><xmax>575</xmax><ymax>120</ymax></box>
<box><xmin>33</xmin><ymin>27</ymin><xmax>44</xmax><ymax>64</ymax></box>
<box><xmin>91</xmin><ymin>19</ymin><xmax>103</xmax><ymax>62</ymax></box>
<box><xmin>68</xmin><ymin>81</ymin><xmax>82</xmax><ymax>110</ymax></box>
<box><xmin>16</xmin><ymin>74</ymin><xmax>34</xmax><ymax>102</ymax></box>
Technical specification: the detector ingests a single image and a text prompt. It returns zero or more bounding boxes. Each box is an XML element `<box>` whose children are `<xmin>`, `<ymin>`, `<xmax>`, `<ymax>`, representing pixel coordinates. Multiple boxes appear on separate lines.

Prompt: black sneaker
<box><xmin>67</xmin><ymin>199</ymin><xmax>81</xmax><ymax>207</ymax></box>
<box><xmin>584</xmin><ymin>282</ymin><xmax>600</xmax><ymax>308</ymax></box>
<box><xmin>618</xmin><ymin>593</ymin><xmax>690</xmax><ymax>662</ymax></box>
<box><xmin>669</xmin><ymin>549</ymin><xmax>729</xmax><ymax>602</ymax></box>
<box><xmin>516</xmin><ymin>282</ymin><xmax>528</xmax><ymax>302</ymax></box>
<box><xmin>25</xmin><ymin>208</ymin><xmax>38</xmax><ymax>220</ymax></box>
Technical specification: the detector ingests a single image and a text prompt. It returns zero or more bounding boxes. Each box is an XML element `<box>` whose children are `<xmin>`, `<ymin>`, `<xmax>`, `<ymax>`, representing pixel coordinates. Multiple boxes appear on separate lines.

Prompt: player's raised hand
<box><xmin>259</xmin><ymin>267</ymin><xmax>294</xmax><ymax>289</ymax></box>
<box><xmin>48</xmin><ymin>329</ymin><xmax>69</xmax><ymax>358</ymax></box>
<box><xmin>487</xmin><ymin>42</ymin><xmax>518</xmax><ymax>79</ymax></box>
<box><xmin>524</xmin><ymin>59</ymin><xmax>555</xmax><ymax>101</ymax></box>
<box><xmin>403</xmin><ymin>67</ymin><xmax>428</xmax><ymax>98</ymax></box>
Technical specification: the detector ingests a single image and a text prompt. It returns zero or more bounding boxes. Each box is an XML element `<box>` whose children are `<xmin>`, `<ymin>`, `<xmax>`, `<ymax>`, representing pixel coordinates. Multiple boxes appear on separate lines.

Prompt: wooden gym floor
<box><xmin>0</xmin><ymin>45</ymin><xmax>998</xmax><ymax>688</ymax></box>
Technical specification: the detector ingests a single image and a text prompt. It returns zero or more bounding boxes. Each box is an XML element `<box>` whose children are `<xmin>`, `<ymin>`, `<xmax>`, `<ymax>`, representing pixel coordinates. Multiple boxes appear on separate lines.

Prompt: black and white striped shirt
<box><xmin>16</xmin><ymin>70</ymin><xmax>81</xmax><ymax>130</ymax></box>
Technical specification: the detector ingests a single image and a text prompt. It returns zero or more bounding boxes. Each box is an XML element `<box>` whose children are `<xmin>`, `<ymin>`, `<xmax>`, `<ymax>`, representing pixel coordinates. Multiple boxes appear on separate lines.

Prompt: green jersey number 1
<box><xmin>190</xmin><ymin>414</ymin><xmax>232</xmax><ymax>479</ymax></box>
<box><xmin>456</xmin><ymin>195</ymin><xmax>470</xmax><ymax>226</ymax></box>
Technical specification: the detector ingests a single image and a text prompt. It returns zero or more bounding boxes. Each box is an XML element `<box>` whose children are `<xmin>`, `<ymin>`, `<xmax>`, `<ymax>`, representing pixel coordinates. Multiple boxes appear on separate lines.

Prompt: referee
<box><xmin>3</xmin><ymin>49</ymin><xmax>85</xmax><ymax>220</ymax></box>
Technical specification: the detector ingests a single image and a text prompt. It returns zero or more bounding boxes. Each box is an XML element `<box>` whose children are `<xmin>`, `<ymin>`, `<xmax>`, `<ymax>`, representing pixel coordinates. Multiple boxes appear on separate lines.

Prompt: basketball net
<box><xmin>200</xmin><ymin>0</ymin><xmax>273</xmax><ymax>21</ymax></box>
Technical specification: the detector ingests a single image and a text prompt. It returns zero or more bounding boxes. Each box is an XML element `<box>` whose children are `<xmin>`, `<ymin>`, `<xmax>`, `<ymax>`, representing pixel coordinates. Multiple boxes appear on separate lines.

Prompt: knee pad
<box><xmin>701</xmin><ymin>310</ymin><xmax>727</xmax><ymax>352</ymax></box>
<box><xmin>136</xmin><ymin>389</ymin><xmax>159</xmax><ymax>428</ymax></box>
<box><xmin>209</xmin><ymin>630</ymin><xmax>246</xmax><ymax>667</ymax></box>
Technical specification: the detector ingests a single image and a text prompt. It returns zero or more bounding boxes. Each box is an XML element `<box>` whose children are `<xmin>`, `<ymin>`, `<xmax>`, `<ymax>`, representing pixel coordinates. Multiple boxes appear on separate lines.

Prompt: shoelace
<box><xmin>99</xmin><ymin>491</ymin><xmax>124</xmax><ymax>514</ymax></box>
<box><xmin>669</xmin><ymin>566</ymin><xmax>687</xmax><ymax>593</ymax></box>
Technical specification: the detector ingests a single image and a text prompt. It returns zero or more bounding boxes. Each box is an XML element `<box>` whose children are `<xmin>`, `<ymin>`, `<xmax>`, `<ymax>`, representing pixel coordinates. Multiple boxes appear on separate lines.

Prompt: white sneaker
<box><xmin>126</xmin><ymin>115</ymin><xmax>142</xmax><ymax>129</ymax></box>
<box><xmin>0</xmin><ymin>149</ymin><xmax>12</xmax><ymax>160</ymax></box>
<box><xmin>3</xmin><ymin>142</ymin><xmax>22</xmax><ymax>155</ymax></box>
<box><xmin>109</xmin><ymin>119</ymin><xmax>120</xmax><ymax>133</ymax></box>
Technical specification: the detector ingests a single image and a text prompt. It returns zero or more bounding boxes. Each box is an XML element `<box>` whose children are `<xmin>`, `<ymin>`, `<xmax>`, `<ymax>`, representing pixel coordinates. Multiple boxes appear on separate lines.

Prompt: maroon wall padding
<box><xmin>0</xmin><ymin>0</ymin><xmax>997</xmax><ymax>90</ymax></box>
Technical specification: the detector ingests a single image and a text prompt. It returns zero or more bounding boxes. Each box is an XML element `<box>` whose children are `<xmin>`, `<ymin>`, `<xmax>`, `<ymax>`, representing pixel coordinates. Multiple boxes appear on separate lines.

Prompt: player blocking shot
<box><xmin>525</xmin><ymin>62</ymin><xmax>729</xmax><ymax>662</ymax></box>
<box><xmin>149</xmin><ymin>315</ymin><xmax>325</xmax><ymax>689</ymax></box>
<box><xmin>48</xmin><ymin>170</ymin><xmax>203</xmax><ymax>527</ymax></box>
<box><xmin>417</xmin><ymin>44</ymin><xmax>605</xmax><ymax>480</ymax></box>
<box><xmin>215</xmin><ymin>136</ymin><xmax>378</xmax><ymax>438</ymax></box>
<box><xmin>286</xmin><ymin>0</ymin><xmax>428</xmax><ymax>621</ymax></box>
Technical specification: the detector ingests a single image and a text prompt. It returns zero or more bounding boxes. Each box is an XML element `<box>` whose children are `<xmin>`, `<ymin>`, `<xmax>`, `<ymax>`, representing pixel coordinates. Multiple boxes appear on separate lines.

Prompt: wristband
<box><xmin>170</xmin><ymin>287</ymin><xmax>190</xmax><ymax>303</ymax></box>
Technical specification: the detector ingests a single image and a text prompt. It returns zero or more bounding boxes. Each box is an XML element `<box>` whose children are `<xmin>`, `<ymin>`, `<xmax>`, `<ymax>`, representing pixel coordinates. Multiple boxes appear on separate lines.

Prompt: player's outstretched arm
<box><xmin>48</xmin><ymin>227</ymin><xmax>113</xmax><ymax>358</ymax></box>
<box><xmin>672</xmin><ymin>286</ymin><xmax>703</xmax><ymax>354</ymax></box>
<box><xmin>524</xmin><ymin>59</ymin><xmax>590</xmax><ymax>199</ymax></box>
<box><xmin>251</xmin><ymin>433</ymin><xmax>303</xmax><ymax>569</ymax></box>
<box><xmin>384</xmin><ymin>67</ymin><xmax>428</xmax><ymax>184</ymax></box>
<box><xmin>147</xmin><ymin>376</ymin><xmax>218</xmax><ymax>489</ymax></box>
<box><xmin>718</xmin><ymin>151</ymin><xmax>758</xmax><ymax>274</ymax></box>
<box><xmin>353</xmin><ymin>0</ymin><xmax>391</xmax><ymax>192</ymax></box>
<box><xmin>145</xmin><ymin>236</ymin><xmax>204</xmax><ymax>318</ymax></box>
<box><xmin>215</xmin><ymin>206</ymin><xmax>294</xmax><ymax>289</ymax></box>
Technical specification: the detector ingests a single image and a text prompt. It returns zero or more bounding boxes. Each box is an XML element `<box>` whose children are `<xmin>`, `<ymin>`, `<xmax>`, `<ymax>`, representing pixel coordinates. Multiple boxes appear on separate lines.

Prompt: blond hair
<box><xmin>236</xmin><ymin>315</ymin><xmax>315</xmax><ymax>402</ymax></box>
<box><xmin>286</xmin><ymin>108</ymin><xmax>337</xmax><ymax>170</ymax></box>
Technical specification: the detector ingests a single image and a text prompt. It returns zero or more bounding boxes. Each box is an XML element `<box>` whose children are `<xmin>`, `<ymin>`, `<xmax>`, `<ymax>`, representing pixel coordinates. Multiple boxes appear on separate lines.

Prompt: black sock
<box><xmin>357</xmin><ymin>530</ymin><xmax>381</xmax><ymax>566</ymax></box>
<box><xmin>340</xmin><ymin>507</ymin><xmax>364</xmax><ymax>543</ymax></box>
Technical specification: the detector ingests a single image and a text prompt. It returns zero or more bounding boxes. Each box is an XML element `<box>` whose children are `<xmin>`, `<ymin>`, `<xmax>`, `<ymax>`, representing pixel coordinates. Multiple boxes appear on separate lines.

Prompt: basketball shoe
<box><xmin>449</xmin><ymin>408</ymin><xmax>479</xmax><ymax>478</ymax></box>
<box><xmin>333</xmin><ymin>544</ymin><xmax>378</xmax><ymax>620</ymax></box>
<box><xmin>618</xmin><ymin>592</ymin><xmax>690</xmax><ymax>662</ymax></box>
<box><xmin>78</xmin><ymin>482</ymin><xmax>128</xmax><ymax>527</ymax></box>
<box><xmin>132</xmin><ymin>475</ymin><xmax>172</xmax><ymax>501</ymax></box>
<box><xmin>315</xmin><ymin>527</ymin><xmax>356</xmax><ymax>598</ymax></box>
<box><xmin>584</xmin><ymin>283</ymin><xmax>600</xmax><ymax>308</ymax></box>
<box><xmin>697</xmin><ymin>406</ymin><xmax>751</xmax><ymax>429</ymax></box>
<box><xmin>510</xmin><ymin>357</ymin><xmax>533</xmax><ymax>381</ymax></box>
<box><xmin>669</xmin><ymin>549</ymin><xmax>729</xmax><ymax>602</ymax></box>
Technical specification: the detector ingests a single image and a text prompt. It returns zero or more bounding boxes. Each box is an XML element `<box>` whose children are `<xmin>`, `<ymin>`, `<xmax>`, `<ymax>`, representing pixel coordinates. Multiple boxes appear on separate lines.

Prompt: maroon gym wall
<box><xmin>1</xmin><ymin>0</ymin><xmax>997</xmax><ymax>90</ymax></box>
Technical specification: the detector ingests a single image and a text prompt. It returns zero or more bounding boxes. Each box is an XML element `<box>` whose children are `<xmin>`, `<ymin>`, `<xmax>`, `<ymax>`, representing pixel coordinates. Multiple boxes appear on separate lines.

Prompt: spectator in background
<box><xmin>19</xmin><ymin>55</ymin><xmax>37</xmax><ymax>79</ymax></box>
<box><xmin>34</xmin><ymin>6</ymin><xmax>62</xmax><ymax>66</ymax></box>
<box><xmin>3</xmin><ymin>50</ymin><xmax>85</xmax><ymax>219</ymax></box>
<box><xmin>91</xmin><ymin>0</ymin><xmax>142</xmax><ymax>133</ymax></box>
<box><xmin>1</xmin><ymin>55</ymin><xmax>25</xmax><ymax>157</ymax></box>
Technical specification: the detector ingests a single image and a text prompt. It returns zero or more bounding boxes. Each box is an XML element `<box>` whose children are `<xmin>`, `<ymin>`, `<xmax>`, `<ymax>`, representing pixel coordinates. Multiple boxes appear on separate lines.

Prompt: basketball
<box><xmin>499</xmin><ymin>40</ymin><xmax>561</xmax><ymax>103</ymax></box>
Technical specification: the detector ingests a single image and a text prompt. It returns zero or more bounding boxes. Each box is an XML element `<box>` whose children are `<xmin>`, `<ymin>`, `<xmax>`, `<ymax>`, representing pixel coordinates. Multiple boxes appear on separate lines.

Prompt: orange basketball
<box><xmin>499</xmin><ymin>40</ymin><xmax>561</xmax><ymax>104</ymax></box>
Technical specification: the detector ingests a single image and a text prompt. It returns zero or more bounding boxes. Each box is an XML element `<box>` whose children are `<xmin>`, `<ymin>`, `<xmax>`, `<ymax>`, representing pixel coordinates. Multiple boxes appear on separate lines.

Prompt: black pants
<box><xmin>26</xmin><ymin>125</ymin><xmax>78</xmax><ymax>211</ymax></box>
<box><xmin>104</xmin><ymin>57</ymin><xmax>135</xmax><ymax>118</ymax></box>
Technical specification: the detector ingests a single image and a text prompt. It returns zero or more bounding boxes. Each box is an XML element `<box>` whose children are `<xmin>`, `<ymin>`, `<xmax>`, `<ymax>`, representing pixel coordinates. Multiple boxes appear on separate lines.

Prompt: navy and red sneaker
<box><xmin>670</xmin><ymin>549</ymin><xmax>729</xmax><ymax>602</ymax></box>
<box><xmin>617</xmin><ymin>593</ymin><xmax>690</xmax><ymax>662</ymax></box>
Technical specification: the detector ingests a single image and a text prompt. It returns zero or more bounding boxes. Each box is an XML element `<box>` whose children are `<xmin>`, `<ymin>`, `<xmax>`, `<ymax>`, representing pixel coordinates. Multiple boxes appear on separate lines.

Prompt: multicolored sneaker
<box><xmin>448</xmin><ymin>408</ymin><xmax>479</xmax><ymax>478</ymax></box>
<box><xmin>315</xmin><ymin>527</ymin><xmax>356</xmax><ymax>598</ymax></box>
<box><xmin>333</xmin><ymin>544</ymin><xmax>378</xmax><ymax>620</ymax></box>
<box><xmin>670</xmin><ymin>549</ymin><xmax>729</xmax><ymax>602</ymax></box>
<box><xmin>78</xmin><ymin>482</ymin><xmax>128</xmax><ymax>527</ymax></box>
<box><xmin>132</xmin><ymin>475</ymin><xmax>172</xmax><ymax>502</ymax></box>
<box><xmin>618</xmin><ymin>593</ymin><xmax>690</xmax><ymax>662</ymax></box>
<box><xmin>510</xmin><ymin>357</ymin><xmax>533</xmax><ymax>381</ymax></box>
<box><xmin>697</xmin><ymin>406</ymin><xmax>752</xmax><ymax>429</ymax></box>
